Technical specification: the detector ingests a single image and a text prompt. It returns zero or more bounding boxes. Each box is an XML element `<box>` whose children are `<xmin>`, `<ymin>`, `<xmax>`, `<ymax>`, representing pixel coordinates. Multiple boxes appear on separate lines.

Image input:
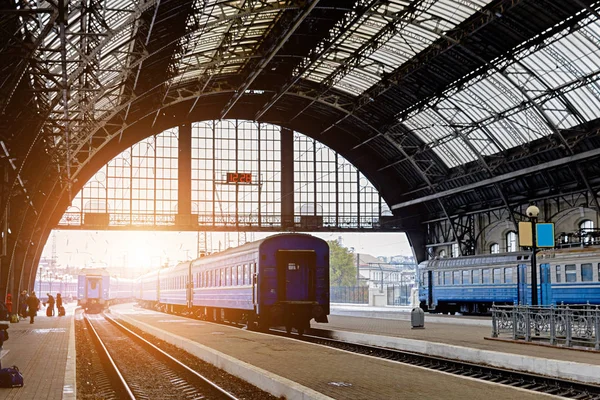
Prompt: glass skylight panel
<box><xmin>541</xmin><ymin>98</ymin><xmax>581</xmax><ymax>129</ymax></box>
<box><xmin>465</xmin><ymin>129</ymin><xmax>501</xmax><ymax>156</ymax></box>
<box><xmin>564</xmin><ymin>86</ymin><xmax>600</xmax><ymax>122</ymax></box>
<box><xmin>433</xmin><ymin>139</ymin><xmax>477</xmax><ymax>168</ymax></box>
<box><xmin>301</xmin><ymin>0</ymin><xmax>493</xmax><ymax>95</ymax></box>
<box><xmin>405</xmin><ymin>108</ymin><xmax>453</xmax><ymax>144</ymax></box>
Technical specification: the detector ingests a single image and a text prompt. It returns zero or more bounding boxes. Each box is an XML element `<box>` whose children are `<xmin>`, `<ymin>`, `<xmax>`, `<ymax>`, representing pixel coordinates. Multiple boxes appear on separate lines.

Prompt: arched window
<box><xmin>490</xmin><ymin>243</ymin><xmax>500</xmax><ymax>254</ymax></box>
<box><xmin>580</xmin><ymin>219</ymin><xmax>594</xmax><ymax>244</ymax></box>
<box><xmin>451</xmin><ymin>243</ymin><xmax>460</xmax><ymax>258</ymax></box>
<box><xmin>438</xmin><ymin>249</ymin><xmax>446</xmax><ymax>258</ymax></box>
<box><xmin>506</xmin><ymin>231</ymin><xmax>518</xmax><ymax>252</ymax></box>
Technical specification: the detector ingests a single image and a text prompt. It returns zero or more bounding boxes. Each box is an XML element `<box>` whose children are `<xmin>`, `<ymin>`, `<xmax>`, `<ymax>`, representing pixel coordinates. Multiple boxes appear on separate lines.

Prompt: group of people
<box><xmin>17</xmin><ymin>291</ymin><xmax>63</xmax><ymax>324</ymax></box>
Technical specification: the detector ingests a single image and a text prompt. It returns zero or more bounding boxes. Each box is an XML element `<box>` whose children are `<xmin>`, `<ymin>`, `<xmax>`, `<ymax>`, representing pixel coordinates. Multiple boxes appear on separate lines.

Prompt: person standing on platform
<box><xmin>18</xmin><ymin>291</ymin><xmax>28</xmax><ymax>320</ymax></box>
<box><xmin>56</xmin><ymin>293</ymin><xmax>63</xmax><ymax>316</ymax></box>
<box><xmin>5</xmin><ymin>294</ymin><xmax>12</xmax><ymax>317</ymax></box>
<box><xmin>26</xmin><ymin>292</ymin><xmax>39</xmax><ymax>324</ymax></box>
<box><xmin>46</xmin><ymin>293</ymin><xmax>55</xmax><ymax>317</ymax></box>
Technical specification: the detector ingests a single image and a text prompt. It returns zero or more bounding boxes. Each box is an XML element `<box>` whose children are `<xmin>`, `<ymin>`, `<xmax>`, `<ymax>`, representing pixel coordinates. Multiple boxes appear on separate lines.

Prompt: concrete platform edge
<box><xmin>326</xmin><ymin>329</ymin><xmax>600</xmax><ymax>385</ymax></box>
<box><xmin>115</xmin><ymin>312</ymin><xmax>333</xmax><ymax>400</ymax></box>
<box><xmin>62</xmin><ymin>310</ymin><xmax>77</xmax><ymax>400</ymax></box>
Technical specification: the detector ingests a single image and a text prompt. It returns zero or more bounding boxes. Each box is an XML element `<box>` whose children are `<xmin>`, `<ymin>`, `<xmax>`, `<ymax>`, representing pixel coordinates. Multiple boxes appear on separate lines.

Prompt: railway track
<box><xmin>83</xmin><ymin>312</ymin><xmax>239</xmax><ymax>400</ymax></box>
<box><xmin>271</xmin><ymin>327</ymin><xmax>600</xmax><ymax>399</ymax></box>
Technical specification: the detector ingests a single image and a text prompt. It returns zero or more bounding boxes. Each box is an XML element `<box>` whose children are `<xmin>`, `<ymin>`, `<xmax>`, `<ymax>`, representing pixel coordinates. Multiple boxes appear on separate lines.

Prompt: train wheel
<box><xmin>285</xmin><ymin>324</ymin><xmax>292</xmax><ymax>334</ymax></box>
<box><xmin>297</xmin><ymin>326</ymin><xmax>305</xmax><ymax>336</ymax></box>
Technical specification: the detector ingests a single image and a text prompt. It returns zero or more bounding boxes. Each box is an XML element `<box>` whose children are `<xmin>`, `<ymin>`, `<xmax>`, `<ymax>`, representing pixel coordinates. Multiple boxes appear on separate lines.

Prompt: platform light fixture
<box><xmin>526</xmin><ymin>204</ymin><xmax>540</xmax><ymax>306</ymax></box>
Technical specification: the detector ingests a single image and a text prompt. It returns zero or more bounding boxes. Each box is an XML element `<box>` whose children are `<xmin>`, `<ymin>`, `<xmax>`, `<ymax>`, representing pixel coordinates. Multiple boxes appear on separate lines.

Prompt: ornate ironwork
<box><xmin>492</xmin><ymin>304</ymin><xmax>600</xmax><ymax>351</ymax></box>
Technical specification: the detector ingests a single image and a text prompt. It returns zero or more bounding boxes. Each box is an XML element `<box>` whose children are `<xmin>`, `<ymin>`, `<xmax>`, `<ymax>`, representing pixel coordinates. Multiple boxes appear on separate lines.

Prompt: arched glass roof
<box><xmin>402</xmin><ymin>11</ymin><xmax>600</xmax><ymax>167</ymax></box>
<box><xmin>302</xmin><ymin>0</ymin><xmax>493</xmax><ymax>96</ymax></box>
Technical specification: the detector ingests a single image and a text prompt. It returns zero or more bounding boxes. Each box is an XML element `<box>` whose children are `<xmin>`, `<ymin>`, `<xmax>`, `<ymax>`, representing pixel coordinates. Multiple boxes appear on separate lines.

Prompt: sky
<box><xmin>42</xmin><ymin>230</ymin><xmax>414</xmax><ymax>273</ymax></box>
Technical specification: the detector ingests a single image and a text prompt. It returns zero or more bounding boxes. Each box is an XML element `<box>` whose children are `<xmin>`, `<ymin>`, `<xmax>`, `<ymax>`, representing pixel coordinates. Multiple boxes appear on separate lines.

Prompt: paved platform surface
<box><xmin>111</xmin><ymin>303</ymin><xmax>551</xmax><ymax>400</ymax></box>
<box><xmin>328</xmin><ymin>304</ymin><xmax>600</xmax><ymax>363</ymax></box>
<box><xmin>325</xmin><ymin>304</ymin><xmax>600</xmax><ymax>384</ymax></box>
<box><xmin>0</xmin><ymin>303</ymin><xmax>75</xmax><ymax>400</ymax></box>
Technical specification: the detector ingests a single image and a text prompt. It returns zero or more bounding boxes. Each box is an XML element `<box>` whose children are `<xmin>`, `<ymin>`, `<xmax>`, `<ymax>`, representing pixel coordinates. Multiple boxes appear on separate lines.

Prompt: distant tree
<box><xmin>328</xmin><ymin>240</ymin><xmax>357</xmax><ymax>286</ymax></box>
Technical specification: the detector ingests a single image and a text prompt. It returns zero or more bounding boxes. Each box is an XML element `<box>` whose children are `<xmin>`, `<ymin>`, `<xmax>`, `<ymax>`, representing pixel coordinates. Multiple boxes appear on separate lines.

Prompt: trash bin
<box><xmin>411</xmin><ymin>307</ymin><xmax>425</xmax><ymax>329</ymax></box>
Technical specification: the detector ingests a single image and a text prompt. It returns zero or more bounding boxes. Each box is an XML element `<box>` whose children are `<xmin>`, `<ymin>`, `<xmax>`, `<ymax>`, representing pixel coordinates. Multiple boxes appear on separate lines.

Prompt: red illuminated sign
<box><xmin>226</xmin><ymin>172</ymin><xmax>252</xmax><ymax>184</ymax></box>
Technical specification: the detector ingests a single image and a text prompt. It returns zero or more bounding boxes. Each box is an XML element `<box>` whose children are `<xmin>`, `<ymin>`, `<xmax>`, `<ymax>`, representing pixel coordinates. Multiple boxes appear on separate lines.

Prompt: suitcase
<box><xmin>0</xmin><ymin>366</ymin><xmax>23</xmax><ymax>388</ymax></box>
<box><xmin>46</xmin><ymin>306</ymin><xmax>52</xmax><ymax>317</ymax></box>
<box><xmin>58</xmin><ymin>306</ymin><xmax>65</xmax><ymax>317</ymax></box>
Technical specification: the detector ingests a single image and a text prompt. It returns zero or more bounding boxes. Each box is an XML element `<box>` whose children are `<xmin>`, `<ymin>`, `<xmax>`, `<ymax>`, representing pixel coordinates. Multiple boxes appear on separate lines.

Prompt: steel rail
<box><xmin>83</xmin><ymin>313</ymin><xmax>137</xmax><ymax>399</ymax></box>
<box><xmin>102</xmin><ymin>313</ymin><xmax>239</xmax><ymax>400</ymax></box>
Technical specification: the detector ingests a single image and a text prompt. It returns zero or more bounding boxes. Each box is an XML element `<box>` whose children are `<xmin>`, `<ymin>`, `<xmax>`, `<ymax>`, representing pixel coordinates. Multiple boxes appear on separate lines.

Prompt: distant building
<box><xmin>354</xmin><ymin>253</ymin><xmax>415</xmax><ymax>289</ymax></box>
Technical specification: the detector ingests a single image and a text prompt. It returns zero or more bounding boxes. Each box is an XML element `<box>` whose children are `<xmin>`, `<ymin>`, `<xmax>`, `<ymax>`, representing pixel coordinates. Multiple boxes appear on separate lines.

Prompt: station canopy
<box><xmin>2</xmin><ymin>0</ymin><xmax>600</xmax><ymax>223</ymax></box>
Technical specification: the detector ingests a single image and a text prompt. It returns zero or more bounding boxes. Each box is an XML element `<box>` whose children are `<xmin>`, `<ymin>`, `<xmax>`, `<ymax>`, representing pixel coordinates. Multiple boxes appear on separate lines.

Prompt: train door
<box><xmin>427</xmin><ymin>270</ymin><xmax>433</xmax><ymax>309</ymax></box>
<box><xmin>540</xmin><ymin>263</ymin><xmax>552</xmax><ymax>305</ymax></box>
<box><xmin>517</xmin><ymin>264</ymin><xmax>527</xmax><ymax>305</ymax></box>
<box><xmin>187</xmin><ymin>265</ymin><xmax>193</xmax><ymax>309</ymax></box>
<box><xmin>276</xmin><ymin>250</ymin><xmax>316</xmax><ymax>301</ymax></box>
<box><xmin>86</xmin><ymin>275</ymin><xmax>102</xmax><ymax>300</ymax></box>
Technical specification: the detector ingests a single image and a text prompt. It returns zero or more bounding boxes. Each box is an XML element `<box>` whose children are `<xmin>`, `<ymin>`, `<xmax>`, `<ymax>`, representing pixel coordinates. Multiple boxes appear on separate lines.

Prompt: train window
<box><xmin>565</xmin><ymin>264</ymin><xmax>576</xmax><ymax>283</ymax></box>
<box><xmin>555</xmin><ymin>266</ymin><xmax>561</xmax><ymax>283</ymax></box>
<box><xmin>493</xmin><ymin>268</ymin><xmax>503</xmax><ymax>284</ymax></box>
<box><xmin>452</xmin><ymin>271</ymin><xmax>460</xmax><ymax>285</ymax></box>
<box><xmin>244</xmin><ymin>265</ymin><xmax>250</xmax><ymax>285</ymax></box>
<box><xmin>437</xmin><ymin>272</ymin><xmax>442</xmax><ymax>285</ymax></box>
<box><xmin>443</xmin><ymin>271</ymin><xmax>451</xmax><ymax>285</ymax></box>
<box><xmin>581</xmin><ymin>263</ymin><xmax>593</xmax><ymax>282</ymax></box>
<box><xmin>472</xmin><ymin>269</ymin><xmax>480</xmax><ymax>284</ymax></box>
<box><xmin>238</xmin><ymin>265</ymin><xmax>243</xmax><ymax>285</ymax></box>
<box><xmin>482</xmin><ymin>269</ymin><xmax>491</xmax><ymax>284</ymax></box>
<box><xmin>462</xmin><ymin>270</ymin><xmax>470</xmax><ymax>284</ymax></box>
<box><xmin>422</xmin><ymin>273</ymin><xmax>428</xmax><ymax>286</ymax></box>
<box><xmin>504</xmin><ymin>268</ymin><xmax>513</xmax><ymax>284</ymax></box>
<box><xmin>598</xmin><ymin>264</ymin><xmax>600</xmax><ymax>282</ymax></box>
<box><xmin>226</xmin><ymin>268</ymin><xmax>231</xmax><ymax>286</ymax></box>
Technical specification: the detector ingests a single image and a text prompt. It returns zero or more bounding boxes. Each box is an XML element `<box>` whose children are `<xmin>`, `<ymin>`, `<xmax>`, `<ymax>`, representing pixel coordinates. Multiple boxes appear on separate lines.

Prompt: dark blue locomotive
<box><xmin>136</xmin><ymin>233</ymin><xmax>330</xmax><ymax>334</ymax></box>
<box><xmin>418</xmin><ymin>247</ymin><xmax>600</xmax><ymax>314</ymax></box>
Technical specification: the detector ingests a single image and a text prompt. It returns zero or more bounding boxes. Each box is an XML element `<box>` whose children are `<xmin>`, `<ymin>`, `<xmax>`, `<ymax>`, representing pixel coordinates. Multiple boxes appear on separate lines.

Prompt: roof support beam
<box><xmin>254</xmin><ymin>0</ymin><xmax>380</xmax><ymax>121</ymax></box>
<box><xmin>391</xmin><ymin>145</ymin><xmax>600</xmax><ymax>210</ymax></box>
<box><xmin>220</xmin><ymin>0</ymin><xmax>321</xmax><ymax>119</ymax></box>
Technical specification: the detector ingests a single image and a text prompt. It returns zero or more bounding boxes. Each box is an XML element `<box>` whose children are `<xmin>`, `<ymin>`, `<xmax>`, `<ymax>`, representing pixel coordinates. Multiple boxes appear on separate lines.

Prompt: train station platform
<box><xmin>326</xmin><ymin>303</ymin><xmax>600</xmax><ymax>384</ymax></box>
<box><xmin>110</xmin><ymin>303</ymin><xmax>561</xmax><ymax>400</ymax></box>
<box><xmin>0</xmin><ymin>304</ymin><xmax>76</xmax><ymax>400</ymax></box>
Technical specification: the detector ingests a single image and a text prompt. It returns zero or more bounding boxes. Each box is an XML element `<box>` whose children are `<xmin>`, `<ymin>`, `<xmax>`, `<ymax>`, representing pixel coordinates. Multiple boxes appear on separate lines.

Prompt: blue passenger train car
<box><xmin>136</xmin><ymin>233</ymin><xmax>330</xmax><ymax>334</ymax></box>
<box><xmin>418</xmin><ymin>247</ymin><xmax>600</xmax><ymax>314</ymax></box>
<box><xmin>77</xmin><ymin>268</ymin><xmax>135</xmax><ymax>313</ymax></box>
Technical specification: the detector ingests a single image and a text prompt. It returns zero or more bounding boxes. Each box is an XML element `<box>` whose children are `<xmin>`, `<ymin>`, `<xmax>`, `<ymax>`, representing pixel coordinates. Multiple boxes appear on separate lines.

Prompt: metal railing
<box><xmin>330</xmin><ymin>286</ymin><xmax>368</xmax><ymax>304</ymax></box>
<box><xmin>491</xmin><ymin>304</ymin><xmax>600</xmax><ymax>350</ymax></box>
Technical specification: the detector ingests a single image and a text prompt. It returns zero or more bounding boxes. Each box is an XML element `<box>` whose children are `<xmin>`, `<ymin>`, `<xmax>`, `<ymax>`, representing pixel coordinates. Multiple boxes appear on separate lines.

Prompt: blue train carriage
<box><xmin>136</xmin><ymin>268</ymin><xmax>161</xmax><ymax>307</ymax></box>
<box><xmin>77</xmin><ymin>268</ymin><xmax>110</xmax><ymax>313</ymax></box>
<box><xmin>136</xmin><ymin>233</ymin><xmax>330</xmax><ymax>334</ymax></box>
<box><xmin>417</xmin><ymin>252</ymin><xmax>531</xmax><ymax>314</ymax></box>
<box><xmin>537</xmin><ymin>247</ymin><xmax>600</xmax><ymax>306</ymax></box>
<box><xmin>418</xmin><ymin>247</ymin><xmax>600</xmax><ymax>314</ymax></box>
<box><xmin>108</xmin><ymin>275</ymin><xmax>136</xmax><ymax>304</ymax></box>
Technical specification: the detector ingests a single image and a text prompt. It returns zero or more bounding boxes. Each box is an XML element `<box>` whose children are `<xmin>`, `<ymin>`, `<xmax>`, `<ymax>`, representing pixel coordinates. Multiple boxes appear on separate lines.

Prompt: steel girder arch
<box><xmin>40</xmin><ymin>1</ymin><xmax>331</xmax><ymax>176</ymax></box>
<box><xmin>17</xmin><ymin>89</ymin><xmax>431</xmax><ymax>279</ymax></box>
<box><xmin>382</xmin><ymin>3</ymin><xmax>600</xmax><ymax>211</ymax></box>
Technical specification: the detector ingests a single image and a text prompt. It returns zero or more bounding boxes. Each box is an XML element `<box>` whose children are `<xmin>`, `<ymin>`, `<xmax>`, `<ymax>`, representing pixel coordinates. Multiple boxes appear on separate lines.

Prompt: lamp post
<box><xmin>526</xmin><ymin>205</ymin><xmax>540</xmax><ymax>306</ymax></box>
